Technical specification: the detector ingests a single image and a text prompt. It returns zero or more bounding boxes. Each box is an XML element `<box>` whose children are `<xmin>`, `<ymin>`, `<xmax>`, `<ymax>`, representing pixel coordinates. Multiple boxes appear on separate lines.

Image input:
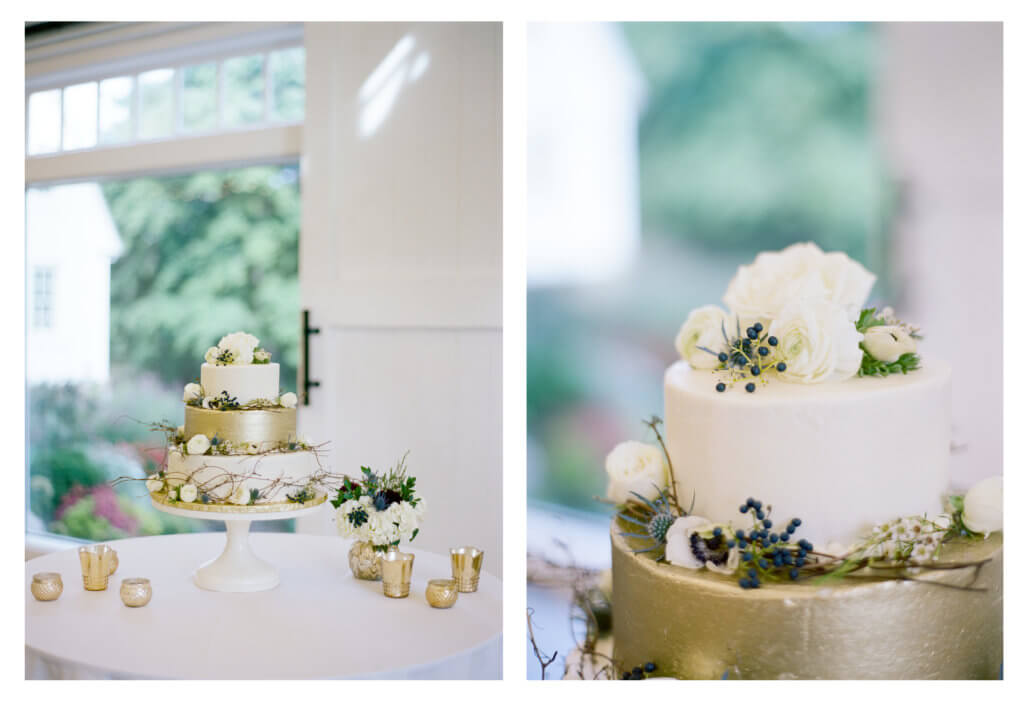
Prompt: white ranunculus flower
<box><xmin>230</xmin><ymin>485</ymin><xmax>251</xmax><ymax>505</ymax></box>
<box><xmin>183</xmin><ymin>383</ymin><xmax>202</xmax><ymax>402</ymax></box>
<box><xmin>186</xmin><ymin>433</ymin><xmax>211</xmax><ymax>456</ymax></box>
<box><xmin>204</xmin><ymin>346</ymin><xmax>220</xmax><ymax>364</ymax></box>
<box><xmin>145</xmin><ymin>476</ymin><xmax>164</xmax><ymax>493</ymax></box>
<box><xmin>861</xmin><ymin>325</ymin><xmax>917</xmax><ymax>363</ymax></box>
<box><xmin>179</xmin><ymin>483</ymin><xmax>198</xmax><ymax>503</ymax></box>
<box><xmin>675</xmin><ymin>305</ymin><xmax>733</xmax><ymax>370</ymax></box>
<box><xmin>767</xmin><ymin>299</ymin><xmax>863</xmax><ymax>384</ymax></box>
<box><xmin>217</xmin><ymin>332</ymin><xmax>260</xmax><ymax>365</ymax></box>
<box><xmin>280</xmin><ymin>392</ymin><xmax>298</xmax><ymax>409</ymax></box>
<box><xmin>605</xmin><ymin>441</ymin><xmax>669</xmax><ymax>504</ymax></box>
<box><xmin>253</xmin><ymin>348</ymin><xmax>271</xmax><ymax>363</ymax></box>
<box><xmin>723</xmin><ymin>242</ymin><xmax>875</xmax><ymax>323</ymax></box>
<box><xmin>962</xmin><ymin>476</ymin><xmax>1002</xmax><ymax>535</ymax></box>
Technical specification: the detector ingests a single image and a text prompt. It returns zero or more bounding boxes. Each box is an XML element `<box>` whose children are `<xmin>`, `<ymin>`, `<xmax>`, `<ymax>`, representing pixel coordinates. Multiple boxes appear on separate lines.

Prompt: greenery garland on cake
<box><xmin>607</xmin><ymin>416</ymin><xmax>1001</xmax><ymax>590</ymax></box>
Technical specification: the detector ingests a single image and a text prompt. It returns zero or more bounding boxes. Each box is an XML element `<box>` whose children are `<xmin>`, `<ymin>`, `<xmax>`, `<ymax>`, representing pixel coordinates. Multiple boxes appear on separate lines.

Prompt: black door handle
<box><xmin>302</xmin><ymin>309</ymin><xmax>321</xmax><ymax>406</ymax></box>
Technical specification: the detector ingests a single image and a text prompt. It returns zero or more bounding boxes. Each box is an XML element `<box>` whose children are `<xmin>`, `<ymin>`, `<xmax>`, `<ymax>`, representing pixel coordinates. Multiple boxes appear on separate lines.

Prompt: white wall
<box><xmin>297</xmin><ymin>23</ymin><xmax>502</xmax><ymax>576</ymax></box>
<box><xmin>876</xmin><ymin>22</ymin><xmax>1002</xmax><ymax>487</ymax></box>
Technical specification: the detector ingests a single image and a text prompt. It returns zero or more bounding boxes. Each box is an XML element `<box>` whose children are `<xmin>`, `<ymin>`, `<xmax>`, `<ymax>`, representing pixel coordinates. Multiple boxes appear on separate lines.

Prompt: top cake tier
<box><xmin>201</xmin><ymin>362</ymin><xmax>280</xmax><ymax>404</ymax></box>
<box><xmin>664</xmin><ymin>359</ymin><xmax>951</xmax><ymax>547</ymax></box>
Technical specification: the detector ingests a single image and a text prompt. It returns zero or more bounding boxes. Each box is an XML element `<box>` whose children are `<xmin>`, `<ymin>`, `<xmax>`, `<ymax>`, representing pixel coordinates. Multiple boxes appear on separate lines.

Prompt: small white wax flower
<box><xmin>280</xmin><ymin>392</ymin><xmax>298</xmax><ymax>409</ymax></box>
<box><xmin>145</xmin><ymin>476</ymin><xmax>164</xmax><ymax>493</ymax></box>
<box><xmin>230</xmin><ymin>485</ymin><xmax>251</xmax><ymax>505</ymax></box>
<box><xmin>862</xmin><ymin>325</ymin><xmax>917</xmax><ymax>363</ymax></box>
<box><xmin>179</xmin><ymin>483</ymin><xmax>198</xmax><ymax>503</ymax></box>
<box><xmin>186</xmin><ymin>433</ymin><xmax>211</xmax><ymax>455</ymax></box>
<box><xmin>183</xmin><ymin>383</ymin><xmax>202</xmax><ymax>402</ymax></box>
<box><xmin>962</xmin><ymin>476</ymin><xmax>1002</xmax><ymax>535</ymax></box>
<box><xmin>605</xmin><ymin>441</ymin><xmax>669</xmax><ymax>504</ymax></box>
<box><xmin>204</xmin><ymin>346</ymin><xmax>219</xmax><ymax>364</ymax></box>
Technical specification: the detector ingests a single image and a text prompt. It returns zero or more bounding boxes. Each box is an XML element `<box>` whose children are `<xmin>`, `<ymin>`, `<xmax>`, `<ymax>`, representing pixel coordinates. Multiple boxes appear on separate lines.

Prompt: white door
<box><xmin>294</xmin><ymin>23</ymin><xmax>503</xmax><ymax>577</ymax></box>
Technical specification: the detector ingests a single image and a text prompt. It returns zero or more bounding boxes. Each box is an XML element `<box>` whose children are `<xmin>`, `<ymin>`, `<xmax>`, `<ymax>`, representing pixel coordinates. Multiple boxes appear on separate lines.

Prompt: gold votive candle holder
<box><xmin>450</xmin><ymin>546</ymin><xmax>484</xmax><ymax>593</ymax></box>
<box><xmin>120</xmin><ymin>578</ymin><xmax>153</xmax><ymax>607</ymax></box>
<box><xmin>381</xmin><ymin>551</ymin><xmax>415</xmax><ymax>598</ymax></box>
<box><xmin>425</xmin><ymin>578</ymin><xmax>459</xmax><ymax>608</ymax></box>
<box><xmin>31</xmin><ymin>572</ymin><xmax>63</xmax><ymax>601</ymax></box>
<box><xmin>78</xmin><ymin>544</ymin><xmax>118</xmax><ymax>591</ymax></box>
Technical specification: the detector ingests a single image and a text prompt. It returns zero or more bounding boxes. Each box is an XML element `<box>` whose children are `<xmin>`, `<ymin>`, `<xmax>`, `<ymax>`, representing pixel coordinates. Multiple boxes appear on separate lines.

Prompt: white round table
<box><xmin>25</xmin><ymin>533</ymin><xmax>501</xmax><ymax>679</ymax></box>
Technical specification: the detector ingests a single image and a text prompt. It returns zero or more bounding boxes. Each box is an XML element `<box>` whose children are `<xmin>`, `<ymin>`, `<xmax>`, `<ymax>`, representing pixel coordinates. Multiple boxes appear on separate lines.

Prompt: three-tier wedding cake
<box><xmin>603</xmin><ymin>244</ymin><xmax>1002</xmax><ymax>680</ymax></box>
<box><xmin>145</xmin><ymin>332</ymin><xmax>327</xmax><ymax>511</ymax></box>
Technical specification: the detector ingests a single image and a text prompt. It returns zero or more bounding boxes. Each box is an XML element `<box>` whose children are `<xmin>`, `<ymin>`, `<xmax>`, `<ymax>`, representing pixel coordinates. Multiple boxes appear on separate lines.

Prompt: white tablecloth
<box><xmin>26</xmin><ymin>533</ymin><xmax>501</xmax><ymax>679</ymax></box>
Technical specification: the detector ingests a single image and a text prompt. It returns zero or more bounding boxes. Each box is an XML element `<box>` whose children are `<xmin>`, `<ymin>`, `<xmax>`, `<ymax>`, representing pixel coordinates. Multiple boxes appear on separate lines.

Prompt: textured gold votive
<box><xmin>120</xmin><ymin>578</ymin><xmax>152</xmax><ymax>607</ymax></box>
<box><xmin>381</xmin><ymin>551</ymin><xmax>415</xmax><ymax>598</ymax></box>
<box><xmin>425</xmin><ymin>578</ymin><xmax>459</xmax><ymax>608</ymax></box>
<box><xmin>31</xmin><ymin>572</ymin><xmax>63</xmax><ymax>601</ymax></box>
<box><xmin>78</xmin><ymin>544</ymin><xmax>117</xmax><ymax>591</ymax></box>
<box><xmin>450</xmin><ymin>546</ymin><xmax>484</xmax><ymax>593</ymax></box>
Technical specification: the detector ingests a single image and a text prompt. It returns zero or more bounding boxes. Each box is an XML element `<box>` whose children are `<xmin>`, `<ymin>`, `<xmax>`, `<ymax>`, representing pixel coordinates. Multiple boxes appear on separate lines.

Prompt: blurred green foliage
<box><xmin>622</xmin><ymin>22</ymin><xmax>892</xmax><ymax>272</ymax></box>
<box><xmin>104</xmin><ymin>165</ymin><xmax>301</xmax><ymax>389</ymax></box>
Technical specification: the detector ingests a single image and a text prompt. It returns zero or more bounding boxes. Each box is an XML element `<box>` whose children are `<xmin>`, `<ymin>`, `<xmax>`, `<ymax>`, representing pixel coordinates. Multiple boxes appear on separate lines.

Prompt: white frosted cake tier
<box><xmin>200</xmin><ymin>362</ymin><xmax>280</xmax><ymax>404</ymax></box>
<box><xmin>165</xmin><ymin>448</ymin><xmax>319</xmax><ymax>504</ymax></box>
<box><xmin>664</xmin><ymin>360</ymin><xmax>951</xmax><ymax>547</ymax></box>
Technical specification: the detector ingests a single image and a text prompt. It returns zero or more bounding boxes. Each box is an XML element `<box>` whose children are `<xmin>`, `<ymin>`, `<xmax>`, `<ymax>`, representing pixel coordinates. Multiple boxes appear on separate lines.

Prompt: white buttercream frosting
<box><xmin>200</xmin><ymin>362</ymin><xmax>280</xmax><ymax>404</ymax></box>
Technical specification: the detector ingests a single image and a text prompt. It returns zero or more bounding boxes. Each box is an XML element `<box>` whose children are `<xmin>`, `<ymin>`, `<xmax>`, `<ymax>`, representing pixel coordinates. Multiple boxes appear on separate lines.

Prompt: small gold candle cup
<box><xmin>381</xmin><ymin>551</ymin><xmax>415</xmax><ymax>598</ymax></box>
<box><xmin>450</xmin><ymin>546</ymin><xmax>484</xmax><ymax>593</ymax></box>
<box><xmin>78</xmin><ymin>544</ymin><xmax>118</xmax><ymax>591</ymax></box>
<box><xmin>425</xmin><ymin>578</ymin><xmax>459</xmax><ymax>608</ymax></box>
<box><xmin>31</xmin><ymin>572</ymin><xmax>63</xmax><ymax>601</ymax></box>
<box><xmin>120</xmin><ymin>578</ymin><xmax>153</xmax><ymax>607</ymax></box>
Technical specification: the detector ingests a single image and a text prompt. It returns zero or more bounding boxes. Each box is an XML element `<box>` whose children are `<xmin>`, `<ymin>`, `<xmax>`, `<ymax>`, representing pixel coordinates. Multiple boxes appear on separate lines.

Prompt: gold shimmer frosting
<box><xmin>610</xmin><ymin>524</ymin><xmax>1002</xmax><ymax>679</ymax></box>
<box><xmin>184</xmin><ymin>405</ymin><xmax>296</xmax><ymax>446</ymax></box>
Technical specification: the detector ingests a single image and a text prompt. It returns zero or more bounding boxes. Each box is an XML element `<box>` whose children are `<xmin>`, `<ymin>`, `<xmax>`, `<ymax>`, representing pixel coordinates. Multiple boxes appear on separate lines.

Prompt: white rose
<box><xmin>179</xmin><ymin>483</ymin><xmax>198</xmax><ymax>503</ymax></box>
<box><xmin>230</xmin><ymin>485</ymin><xmax>252</xmax><ymax>505</ymax></box>
<box><xmin>186</xmin><ymin>433</ymin><xmax>211</xmax><ymax>455</ymax></box>
<box><xmin>767</xmin><ymin>298</ymin><xmax>863</xmax><ymax>384</ymax></box>
<box><xmin>962</xmin><ymin>476</ymin><xmax>1002</xmax><ymax>535</ymax></box>
<box><xmin>183</xmin><ymin>383</ymin><xmax>202</xmax><ymax>402</ymax></box>
<box><xmin>204</xmin><ymin>346</ymin><xmax>220</xmax><ymax>364</ymax></box>
<box><xmin>674</xmin><ymin>305</ymin><xmax>733</xmax><ymax>370</ymax></box>
<box><xmin>145</xmin><ymin>476</ymin><xmax>164</xmax><ymax>493</ymax></box>
<box><xmin>605</xmin><ymin>441</ymin><xmax>669</xmax><ymax>504</ymax></box>
<box><xmin>280</xmin><ymin>392</ymin><xmax>298</xmax><ymax>409</ymax></box>
<box><xmin>862</xmin><ymin>325</ymin><xmax>917</xmax><ymax>363</ymax></box>
<box><xmin>723</xmin><ymin>242</ymin><xmax>875</xmax><ymax>323</ymax></box>
<box><xmin>217</xmin><ymin>332</ymin><xmax>260</xmax><ymax>365</ymax></box>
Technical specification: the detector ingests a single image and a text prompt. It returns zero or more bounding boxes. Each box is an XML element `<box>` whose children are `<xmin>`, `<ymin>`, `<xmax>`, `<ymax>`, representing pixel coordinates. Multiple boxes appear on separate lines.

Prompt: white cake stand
<box><xmin>152</xmin><ymin>499</ymin><xmax>327</xmax><ymax>593</ymax></box>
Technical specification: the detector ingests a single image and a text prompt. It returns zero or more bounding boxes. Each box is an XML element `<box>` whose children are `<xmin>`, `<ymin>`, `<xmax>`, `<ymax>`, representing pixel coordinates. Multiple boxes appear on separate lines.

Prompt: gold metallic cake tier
<box><xmin>611</xmin><ymin>521</ymin><xmax>1002</xmax><ymax>679</ymax></box>
<box><xmin>184</xmin><ymin>405</ymin><xmax>296</xmax><ymax>447</ymax></box>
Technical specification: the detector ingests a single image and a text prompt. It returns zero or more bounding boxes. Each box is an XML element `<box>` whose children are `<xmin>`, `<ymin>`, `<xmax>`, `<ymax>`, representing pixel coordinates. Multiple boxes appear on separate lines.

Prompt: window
<box><xmin>32</xmin><ymin>266</ymin><xmax>55</xmax><ymax>329</ymax></box>
<box><xmin>26</xmin><ymin>45</ymin><xmax>305</xmax><ymax>156</ymax></box>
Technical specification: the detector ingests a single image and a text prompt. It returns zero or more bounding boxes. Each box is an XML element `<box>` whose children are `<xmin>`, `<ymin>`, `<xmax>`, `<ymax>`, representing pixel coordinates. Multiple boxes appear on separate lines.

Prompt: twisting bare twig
<box><xmin>527</xmin><ymin>608</ymin><xmax>558</xmax><ymax>680</ymax></box>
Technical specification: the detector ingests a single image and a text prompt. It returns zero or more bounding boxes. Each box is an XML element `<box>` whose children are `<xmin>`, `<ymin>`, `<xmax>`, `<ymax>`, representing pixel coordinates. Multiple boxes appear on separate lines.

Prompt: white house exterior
<box><xmin>26</xmin><ymin>183</ymin><xmax>123</xmax><ymax>385</ymax></box>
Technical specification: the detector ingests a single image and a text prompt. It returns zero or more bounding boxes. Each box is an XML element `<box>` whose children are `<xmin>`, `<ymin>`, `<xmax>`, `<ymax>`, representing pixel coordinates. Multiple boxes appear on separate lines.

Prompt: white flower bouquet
<box><xmin>331</xmin><ymin>454</ymin><xmax>425</xmax><ymax>550</ymax></box>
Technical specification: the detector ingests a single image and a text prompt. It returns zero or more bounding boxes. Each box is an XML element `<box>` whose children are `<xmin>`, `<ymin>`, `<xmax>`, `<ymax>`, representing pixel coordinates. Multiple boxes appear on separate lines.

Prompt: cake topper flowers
<box><xmin>676</xmin><ymin>243</ymin><xmax>924</xmax><ymax>390</ymax></box>
<box><xmin>203</xmin><ymin>331</ymin><xmax>272</xmax><ymax>366</ymax></box>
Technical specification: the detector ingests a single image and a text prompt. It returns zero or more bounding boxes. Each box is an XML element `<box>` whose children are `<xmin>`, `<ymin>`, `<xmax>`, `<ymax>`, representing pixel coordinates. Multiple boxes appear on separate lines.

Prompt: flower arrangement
<box><xmin>183</xmin><ymin>385</ymin><xmax>298</xmax><ymax>411</ymax></box>
<box><xmin>608</xmin><ymin>416</ymin><xmax>1000</xmax><ymax>589</ymax></box>
<box><xmin>674</xmin><ymin>243</ymin><xmax>923</xmax><ymax>391</ymax></box>
<box><xmin>203</xmin><ymin>332</ymin><xmax>272</xmax><ymax>366</ymax></box>
<box><xmin>331</xmin><ymin>453</ymin><xmax>425</xmax><ymax>550</ymax></box>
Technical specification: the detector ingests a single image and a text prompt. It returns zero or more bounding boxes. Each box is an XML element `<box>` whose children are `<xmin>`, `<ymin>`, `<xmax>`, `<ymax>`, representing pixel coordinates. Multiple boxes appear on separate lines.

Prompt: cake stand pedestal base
<box><xmin>152</xmin><ymin>499</ymin><xmax>327</xmax><ymax>593</ymax></box>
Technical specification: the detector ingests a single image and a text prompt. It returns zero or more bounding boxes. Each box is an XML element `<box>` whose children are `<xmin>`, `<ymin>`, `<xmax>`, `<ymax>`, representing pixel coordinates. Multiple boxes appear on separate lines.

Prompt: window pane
<box><xmin>26</xmin><ymin>167</ymin><xmax>301</xmax><ymax>541</ymax></box>
<box><xmin>32</xmin><ymin>267</ymin><xmax>55</xmax><ymax>329</ymax></box>
<box><xmin>28</xmin><ymin>90</ymin><xmax>61</xmax><ymax>155</ymax></box>
<box><xmin>269</xmin><ymin>47</ymin><xmax>305</xmax><ymax>121</ymax></box>
<box><xmin>182</xmin><ymin>63</ymin><xmax>217</xmax><ymax>132</ymax></box>
<box><xmin>222</xmin><ymin>55</ymin><xmax>265</xmax><ymax>127</ymax></box>
<box><xmin>99</xmin><ymin>77</ymin><xmax>134</xmax><ymax>144</ymax></box>
<box><xmin>138</xmin><ymin>68</ymin><xmax>175</xmax><ymax>139</ymax></box>
<box><xmin>62</xmin><ymin>82</ymin><xmax>99</xmax><ymax>150</ymax></box>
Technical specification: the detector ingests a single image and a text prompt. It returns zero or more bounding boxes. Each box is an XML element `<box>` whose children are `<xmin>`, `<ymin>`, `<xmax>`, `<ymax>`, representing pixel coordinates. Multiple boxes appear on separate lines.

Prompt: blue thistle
<box><xmin>647</xmin><ymin>513</ymin><xmax>674</xmax><ymax>543</ymax></box>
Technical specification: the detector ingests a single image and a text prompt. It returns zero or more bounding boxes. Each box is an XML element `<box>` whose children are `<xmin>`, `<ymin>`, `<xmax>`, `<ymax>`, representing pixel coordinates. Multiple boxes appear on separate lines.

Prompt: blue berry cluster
<box><xmin>621</xmin><ymin>661</ymin><xmax>657</xmax><ymax>680</ymax></box>
<box><xmin>703</xmin><ymin>321</ymin><xmax>787</xmax><ymax>394</ymax></box>
<box><xmin>729</xmin><ymin>498</ymin><xmax>813</xmax><ymax>589</ymax></box>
